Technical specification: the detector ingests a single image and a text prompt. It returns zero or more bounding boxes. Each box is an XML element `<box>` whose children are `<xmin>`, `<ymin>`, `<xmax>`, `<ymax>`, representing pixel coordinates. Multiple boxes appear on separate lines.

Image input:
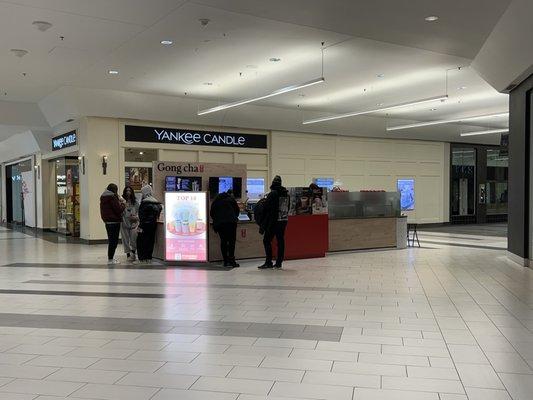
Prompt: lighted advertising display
<box><xmin>397</xmin><ymin>179</ymin><xmax>415</xmax><ymax>211</ymax></box>
<box><xmin>165</xmin><ymin>192</ymin><xmax>208</xmax><ymax>262</ymax></box>
<box><xmin>247</xmin><ymin>178</ymin><xmax>265</xmax><ymax>199</ymax></box>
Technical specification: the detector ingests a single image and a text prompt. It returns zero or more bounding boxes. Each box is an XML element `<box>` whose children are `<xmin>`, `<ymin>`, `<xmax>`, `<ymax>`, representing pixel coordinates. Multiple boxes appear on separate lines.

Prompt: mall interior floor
<box><xmin>0</xmin><ymin>225</ymin><xmax>531</xmax><ymax>400</ymax></box>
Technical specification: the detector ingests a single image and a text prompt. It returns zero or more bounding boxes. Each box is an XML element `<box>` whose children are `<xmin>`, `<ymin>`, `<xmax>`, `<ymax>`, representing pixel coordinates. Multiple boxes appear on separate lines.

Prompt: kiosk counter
<box><xmin>154</xmin><ymin>191</ymin><xmax>403</xmax><ymax>264</ymax></box>
<box><xmin>327</xmin><ymin>191</ymin><xmax>403</xmax><ymax>252</ymax></box>
<box><xmin>150</xmin><ymin>161</ymin><xmax>404</xmax><ymax>264</ymax></box>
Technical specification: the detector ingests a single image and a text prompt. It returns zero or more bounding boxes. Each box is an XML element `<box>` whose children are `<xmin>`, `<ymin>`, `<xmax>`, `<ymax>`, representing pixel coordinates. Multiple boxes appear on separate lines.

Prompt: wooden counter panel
<box><xmin>329</xmin><ymin>218</ymin><xmax>397</xmax><ymax>251</ymax></box>
<box><xmin>209</xmin><ymin>223</ymin><xmax>264</xmax><ymax>261</ymax></box>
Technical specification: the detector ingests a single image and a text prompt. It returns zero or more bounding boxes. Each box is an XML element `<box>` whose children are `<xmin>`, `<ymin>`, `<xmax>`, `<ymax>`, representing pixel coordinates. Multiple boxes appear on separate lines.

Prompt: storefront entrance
<box><xmin>450</xmin><ymin>143</ymin><xmax>508</xmax><ymax>224</ymax></box>
<box><xmin>50</xmin><ymin>157</ymin><xmax>80</xmax><ymax>236</ymax></box>
<box><xmin>5</xmin><ymin>159</ymin><xmax>35</xmax><ymax>226</ymax></box>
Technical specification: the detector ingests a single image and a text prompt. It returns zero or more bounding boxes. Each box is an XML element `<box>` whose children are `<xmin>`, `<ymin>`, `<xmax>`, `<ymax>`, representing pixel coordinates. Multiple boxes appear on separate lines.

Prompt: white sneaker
<box><xmin>107</xmin><ymin>259</ymin><xmax>120</xmax><ymax>265</ymax></box>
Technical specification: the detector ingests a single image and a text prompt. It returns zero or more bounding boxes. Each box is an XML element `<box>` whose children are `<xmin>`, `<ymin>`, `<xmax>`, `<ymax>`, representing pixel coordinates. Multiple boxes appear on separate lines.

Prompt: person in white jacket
<box><xmin>121</xmin><ymin>186</ymin><xmax>139</xmax><ymax>262</ymax></box>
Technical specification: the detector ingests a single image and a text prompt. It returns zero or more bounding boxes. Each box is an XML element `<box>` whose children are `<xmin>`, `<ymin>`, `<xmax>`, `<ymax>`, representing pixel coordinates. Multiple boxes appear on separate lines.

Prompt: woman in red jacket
<box><xmin>100</xmin><ymin>183</ymin><xmax>125</xmax><ymax>264</ymax></box>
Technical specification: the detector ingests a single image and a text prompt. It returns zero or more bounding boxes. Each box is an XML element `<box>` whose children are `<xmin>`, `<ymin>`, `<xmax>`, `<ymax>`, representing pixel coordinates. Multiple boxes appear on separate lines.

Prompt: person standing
<box><xmin>100</xmin><ymin>183</ymin><xmax>125</xmax><ymax>265</ymax></box>
<box><xmin>121</xmin><ymin>186</ymin><xmax>139</xmax><ymax>262</ymax></box>
<box><xmin>210</xmin><ymin>189</ymin><xmax>240</xmax><ymax>268</ymax></box>
<box><xmin>258</xmin><ymin>175</ymin><xmax>289</xmax><ymax>269</ymax></box>
<box><xmin>137</xmin><ymin>185</ymin><xmax>162</xmax><ymax>263</ymax></box>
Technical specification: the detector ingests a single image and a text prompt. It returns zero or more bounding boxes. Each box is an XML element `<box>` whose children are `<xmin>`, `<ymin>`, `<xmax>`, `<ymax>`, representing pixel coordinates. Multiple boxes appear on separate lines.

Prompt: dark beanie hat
<box><xmin>272</xmin><ymin>175</ymin><xmax>282</xmax><ymax>186</ymax></box>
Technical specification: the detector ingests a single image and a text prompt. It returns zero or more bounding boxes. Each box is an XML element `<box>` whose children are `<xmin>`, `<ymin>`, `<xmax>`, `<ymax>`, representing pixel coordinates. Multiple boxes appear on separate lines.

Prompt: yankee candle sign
<box><xmin>125</xmin><ymin>125</ymin><xmax>267</xmax><ymax>149</ymax></box>
<box><xmin>52</xmin><ymin>131</ymin><xmax>77</xmax><ymax>151</ymax></box>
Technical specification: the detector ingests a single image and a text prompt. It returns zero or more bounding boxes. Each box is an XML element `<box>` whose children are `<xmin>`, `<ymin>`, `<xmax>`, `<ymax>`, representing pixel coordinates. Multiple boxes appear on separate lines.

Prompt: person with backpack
<box><xmin>137</xmin><ymin>185</ymin><xmax>162</xmax><ymax>263</ymax></box>
<box><xmin>121</xmin><ymin>186</ymin><xmax>139</xmax><ymax>262</ymax></box>
<box><xmin>100</xmin><ymin>183</ymin><xmax>126</xmax><ymax>265</ymax></box>
<box><xmin>210</xmin><ymin>189</ymin><xmax>240</xmax><ymax>268</ymax></box>
<box><xmin>257</xmin><ymin>175</ymin><xmax>289</xmax><ymax>269</ymax></box>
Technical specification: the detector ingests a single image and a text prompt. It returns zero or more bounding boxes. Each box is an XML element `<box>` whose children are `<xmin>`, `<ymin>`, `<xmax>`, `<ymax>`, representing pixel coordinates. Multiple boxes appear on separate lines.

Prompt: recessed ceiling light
<box><xmin>458</xmin><ymin>86</ymin><xmax>467</xmax><ymax>90</ymax></box>
<box><xmin>430</xmin><ymin>108</ymin><xmax>437</xmax><ymax>111</ymax></box>
<box><xmin>160</xmin><ymin>40</ymin><xmax>173</xmax><ymax>45</ymax></box>
<box><xmin>377</xmin><ymin>103</ymin><xmax>384</xmax><ymax>106</ymax></box>
<box><xmin>203</xmin><ymin>82</ymin><xmax>213</xmax><ymax>86</ymax></box>
<box><xmin>108</xmin><ymin>70</ymin><xmax>119</xmax><ymax>75</ymax></box>
<box><xmin>377</xmin><ymin>74</ymin><xmax>385</xmax><ymax>78</ymax></box>
<box><xmin>269</xmin><ymin>57</ymin><xmax>281</xmax><ymax>62</ymax></box>
<box><xmin>32</xmin><ymin>20</ymin><xmax>53</xmax><ymax>31</ymax></box>
<box><xmin>139</xmin><ymin>151</ymin><xmax>144</xmax><ymax>155</ymax></box>
<box><xmin>425</xmin><ymin>16</ymin><xmax>439</xmax><ymax>22</ymax></box>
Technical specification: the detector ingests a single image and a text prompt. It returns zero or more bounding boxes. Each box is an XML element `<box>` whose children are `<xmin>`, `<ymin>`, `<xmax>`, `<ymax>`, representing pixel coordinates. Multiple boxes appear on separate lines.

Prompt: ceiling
<box><xmin>0</xmin><ymin>0</ymin><xmax>512</xmax><ymax>144</ymax></box>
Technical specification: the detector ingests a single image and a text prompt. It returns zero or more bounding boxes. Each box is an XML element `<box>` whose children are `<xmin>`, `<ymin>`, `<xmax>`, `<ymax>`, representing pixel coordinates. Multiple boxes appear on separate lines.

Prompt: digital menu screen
<box><xmin>165</xmin><ymin>176</ymin><xmax>202</xmax><ymax>192</ymax></box>
<box><xmin>208</xmin><ymin>177</ymin><xmax>243</xmax><ymax>198</ymax></box>
<box><xmin>164</xmin><ymin>192</ymin><xmax>208</xmax><ymax>262</ymax></box>
<box><xmin>218</xmin><ymin>176</ymin><xmax>233</xmax><ymax>193</ymax></box>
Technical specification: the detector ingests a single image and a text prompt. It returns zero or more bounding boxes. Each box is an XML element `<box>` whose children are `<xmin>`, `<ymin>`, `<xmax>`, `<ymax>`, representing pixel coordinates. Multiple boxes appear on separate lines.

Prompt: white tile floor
<box><xmin>0</xmin><ymin>226</ymin><xmax>531</xmax><ymax>399</ymax></box>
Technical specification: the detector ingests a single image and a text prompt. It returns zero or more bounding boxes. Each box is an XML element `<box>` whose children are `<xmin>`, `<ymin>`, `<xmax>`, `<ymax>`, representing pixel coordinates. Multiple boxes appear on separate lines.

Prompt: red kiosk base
<box><xmin>273</xmin><ymin>214</ymin><xmax>329</xmax><ymax>260</ymax></box>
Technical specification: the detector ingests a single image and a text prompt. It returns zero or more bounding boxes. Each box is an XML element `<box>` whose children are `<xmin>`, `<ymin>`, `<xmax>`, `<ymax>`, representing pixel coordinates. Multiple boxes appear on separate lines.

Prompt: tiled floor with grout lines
<box><xmin>0</xmin><ymin>224</ymin><xmax>531</xmax><ymax>399</ymax></box>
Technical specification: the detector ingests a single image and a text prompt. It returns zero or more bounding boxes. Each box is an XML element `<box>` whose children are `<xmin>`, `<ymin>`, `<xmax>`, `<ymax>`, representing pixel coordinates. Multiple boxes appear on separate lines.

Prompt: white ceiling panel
<box><xmin>194</xmin><ymin>0</ymin><xmax>511</xmax><ymax>58</ymax></box>
<box><xmin>1</xmin><ymin>0</ymin><xmax>188</xmax><ymax>26</ymax></box>
<box><xmin>0</xmin><ymin>0</ymin><xmax>511</xmax><ymax>144</ymax></box>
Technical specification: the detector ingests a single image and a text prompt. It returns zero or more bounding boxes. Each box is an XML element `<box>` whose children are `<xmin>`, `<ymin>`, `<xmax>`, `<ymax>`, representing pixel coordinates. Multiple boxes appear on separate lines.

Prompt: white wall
<box><xmin>473</xmin><ymin>0</ymin><xmax>533</xmax><ymax>92</ymax></box>
<box><xmin>78</xmin><ymin>117</ymin><xmax>121</xmax><ymax>241</ymax></box>
<box><xmin>271</xmin><ymin>131</ymin><xmax>449</xmax><ymax>223</ymax></box>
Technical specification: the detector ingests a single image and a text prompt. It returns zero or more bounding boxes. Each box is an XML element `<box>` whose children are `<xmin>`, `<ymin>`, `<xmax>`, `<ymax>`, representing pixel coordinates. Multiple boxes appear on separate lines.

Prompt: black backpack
<box><xmin>253</xmin><ymin>198</ymin><xmax>267</xmax><ymax>226</ymax></box>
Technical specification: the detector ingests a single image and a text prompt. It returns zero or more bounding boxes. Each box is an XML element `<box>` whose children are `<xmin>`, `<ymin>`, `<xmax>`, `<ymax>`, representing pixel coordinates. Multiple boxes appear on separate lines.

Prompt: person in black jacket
<box><xmin>100</xmin><ymin>183</ymin><xmax>126</xmax><ymax>265</ymax></box>
<box><xmin>210</xmin><ymin>189</ymin><xmax>240</xmax><ymax>268</ymax></box>
<box><xmin>137</xmin><ymin>185</ymin><xmax>162</xmax><ymax>263</ymax></box>
<box><xmin>258</xmin><ymin>175</ymin><xmax>289</xmax><ymax>269</ymax></box>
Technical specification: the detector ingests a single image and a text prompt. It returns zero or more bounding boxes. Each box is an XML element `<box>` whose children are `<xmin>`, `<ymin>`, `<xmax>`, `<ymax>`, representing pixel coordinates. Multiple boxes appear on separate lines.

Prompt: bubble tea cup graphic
<box><xmin>169</xmin><ymin>200</ymin><xmax>203</xmax><ymax>236</ymax></box>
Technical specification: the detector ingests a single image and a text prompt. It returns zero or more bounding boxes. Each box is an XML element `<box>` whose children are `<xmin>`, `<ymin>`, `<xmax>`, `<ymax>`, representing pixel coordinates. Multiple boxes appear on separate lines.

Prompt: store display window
<box><xmin>54</xmin><ymin>157</ymin><xmax>80</xmax><ymax>236</ymax></box>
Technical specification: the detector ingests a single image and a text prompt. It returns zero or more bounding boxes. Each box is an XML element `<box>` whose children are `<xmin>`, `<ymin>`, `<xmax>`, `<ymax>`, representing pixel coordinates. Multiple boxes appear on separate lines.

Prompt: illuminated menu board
<box><xmin>164</xmin><ymin>192</ymin><xmax>208</xmax><ymax>262</ymax></box>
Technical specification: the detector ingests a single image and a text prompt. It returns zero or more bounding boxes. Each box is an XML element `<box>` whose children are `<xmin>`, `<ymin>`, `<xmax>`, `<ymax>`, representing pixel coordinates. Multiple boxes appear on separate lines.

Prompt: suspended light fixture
<box><xmin>197</xmin><ymin>77</ymin><xmax>325</xmax><ymax>116</ymax></box>
<box><xmin>460</xmin><ymin>128</ymin><xmax>509</xmax><ymax>137</ymax></box>
<box><xmin>302</xmin><ymin>95</ymin><xmax>448</xmax><ymax>125</ymax></box>
<box><xmin>387</xmin><ymin>112</ymin><xmax>509</xmax><ymax>131</ymax></box>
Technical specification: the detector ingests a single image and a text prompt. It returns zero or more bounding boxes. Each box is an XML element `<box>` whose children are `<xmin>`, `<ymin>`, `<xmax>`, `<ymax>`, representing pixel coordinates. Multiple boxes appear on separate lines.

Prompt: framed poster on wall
<box><xmin>125</xmin><ymin>167</ymin><xmax>152</xmax><ymax>191</ymax></box>
<box><xmin>164</xmin><ymin>192</ymin><xmax>208</xmax><ymax>262</ymax></box>
<box><xmin>397</xmin><ymin>179</ymin><xmax>415</xmax><ymax>211</ymax></box>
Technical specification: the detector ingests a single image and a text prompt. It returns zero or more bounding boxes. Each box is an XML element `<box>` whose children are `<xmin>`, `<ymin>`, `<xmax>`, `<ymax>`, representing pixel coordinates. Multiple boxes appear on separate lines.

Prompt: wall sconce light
<box><xmin>78</xmin><ymin>155</ymin><xmax>85</xmax><ymax>175</ymax></box>
<box><xmin>102</xmin><ymin>155</ymin><xmax>108</xmax><ymax>175</ymax></box>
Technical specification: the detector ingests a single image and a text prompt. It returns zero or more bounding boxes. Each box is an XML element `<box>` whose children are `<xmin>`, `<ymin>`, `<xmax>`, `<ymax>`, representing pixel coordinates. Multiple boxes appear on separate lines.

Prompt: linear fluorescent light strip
<box><xmin>460</xmin><ymin>128</ymin><xmax>509</xmax><ymax>137</ymax></box>
<box><xmin>302</xmin><ymin>95</ymin><xmax>448</xmax><ymax>125</ymax></box>
<box><xmin>387</xmin><ymin>112</ymin><xmax>509</xmax><ymax>131</ymax></box>
<box><xmin>197</xmin><ymin>77</ymin><xmax>325</xmax><ymax>115</ymax></box>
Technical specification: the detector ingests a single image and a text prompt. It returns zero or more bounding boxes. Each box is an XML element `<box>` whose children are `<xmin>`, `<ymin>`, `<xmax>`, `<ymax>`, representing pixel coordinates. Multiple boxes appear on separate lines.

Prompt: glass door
<box><xmin>451</xmin><ymin>148</ymin><xmax>476</xmax><ymax>222</ymax></box>
<box><xmin>486</xmin><ymin>149</ymin><xmax>508</xmax><ymax>217</ymax></box>
<box><xmin>10</xmin><ymin>164</ymin><xmax>23</xmax><ymax>224</ymax></box>
<box><xmin>54</xmin><ymin>157</ymin><xmax>80</xmax><ymax>236</ymax></box>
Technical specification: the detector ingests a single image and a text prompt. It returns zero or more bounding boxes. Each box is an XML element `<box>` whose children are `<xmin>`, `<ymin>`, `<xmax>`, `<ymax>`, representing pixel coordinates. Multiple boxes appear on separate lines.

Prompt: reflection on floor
<box><xmin>419</xmin><ymin>223</ymin><xmax>508</xmax><ymax>250</ymax></box>
<box><xmin>0</xmin><ymin>224</ymin><xmax>531</xmax><ymax>400</ymax></box>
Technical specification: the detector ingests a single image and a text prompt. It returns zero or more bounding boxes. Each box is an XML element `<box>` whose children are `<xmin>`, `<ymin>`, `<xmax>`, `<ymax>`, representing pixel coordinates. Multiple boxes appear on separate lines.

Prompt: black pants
<box><xmin>105</xmin><ymin>223</ymin><xmax>121</xmax><ymax>260</ymax></box>
<box><xmin>263</xmin><ymin>221</ymin><xmax>287</xmax><ymax>265</ymax></box>
<box><xmin>217</xmin><ymin>222</ymin><xmax>237</xmax><ymax>263</ymax></box>
<box><xmin>137</xmin><ymin>223</ymin><xmax>157</xmax><ymax>261</ymax></box>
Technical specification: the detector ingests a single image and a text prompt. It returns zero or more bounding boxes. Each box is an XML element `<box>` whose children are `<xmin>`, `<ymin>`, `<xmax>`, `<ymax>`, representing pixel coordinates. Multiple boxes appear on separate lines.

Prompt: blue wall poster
<box><xmin>397</xmin><ymin>179</ymin><xmax>415</xmax><ymax>211</ymax></box>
